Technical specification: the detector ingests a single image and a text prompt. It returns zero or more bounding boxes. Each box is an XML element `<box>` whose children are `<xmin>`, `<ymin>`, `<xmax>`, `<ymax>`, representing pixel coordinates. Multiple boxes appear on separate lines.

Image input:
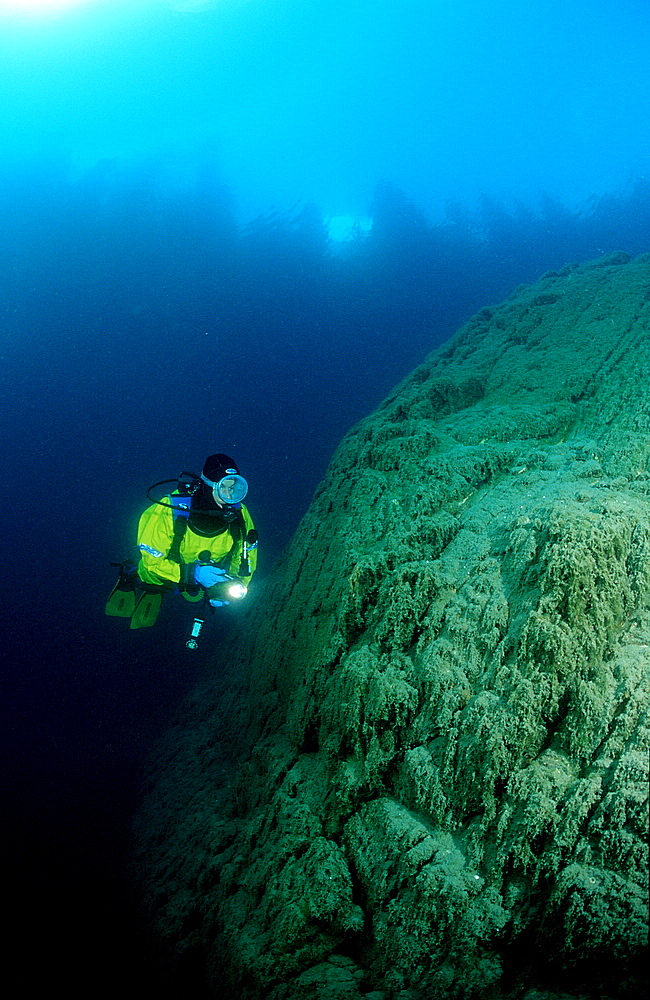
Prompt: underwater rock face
<box><xmin>135</xmin><ymin>254</ymin><xmax>649</xmax><ymax>999</ymax></box>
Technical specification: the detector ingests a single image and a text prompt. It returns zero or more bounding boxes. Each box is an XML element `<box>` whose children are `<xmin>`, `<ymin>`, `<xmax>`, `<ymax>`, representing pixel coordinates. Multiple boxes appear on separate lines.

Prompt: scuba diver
<box><xmin>106</xmin><ymin>454</ymin><xmax>258</xmax><ymax>645</ymax></box>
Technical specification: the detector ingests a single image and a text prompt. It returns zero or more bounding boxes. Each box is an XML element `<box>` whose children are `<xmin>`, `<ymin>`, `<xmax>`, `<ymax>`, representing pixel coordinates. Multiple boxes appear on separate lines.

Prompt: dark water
<box><xmin>2</xmin><ymin>166</ymin><xmax>650</xmax><ymax>994</ymax></box>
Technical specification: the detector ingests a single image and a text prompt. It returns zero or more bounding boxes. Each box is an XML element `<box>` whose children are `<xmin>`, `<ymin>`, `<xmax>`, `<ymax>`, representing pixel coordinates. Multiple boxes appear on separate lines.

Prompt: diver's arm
<box><xmin>136</xmin><ymin>503</ymin><xmax>183</xmax><ymax>586</ymax></box>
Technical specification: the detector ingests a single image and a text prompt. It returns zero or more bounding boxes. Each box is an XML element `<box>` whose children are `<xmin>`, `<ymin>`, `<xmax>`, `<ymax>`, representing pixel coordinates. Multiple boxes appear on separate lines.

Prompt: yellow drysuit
<box><xmin>136</xmin><ymin>494</ymin><xmax>257</xmax><ymax>590</ymax></box>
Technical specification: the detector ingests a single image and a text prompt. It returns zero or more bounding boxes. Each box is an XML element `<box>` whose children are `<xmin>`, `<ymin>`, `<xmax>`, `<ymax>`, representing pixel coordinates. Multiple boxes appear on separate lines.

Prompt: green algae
<box><xmin>135</xmin><ymin>254</ymin><xmax>650</xmax><ymax>999</ymax></box>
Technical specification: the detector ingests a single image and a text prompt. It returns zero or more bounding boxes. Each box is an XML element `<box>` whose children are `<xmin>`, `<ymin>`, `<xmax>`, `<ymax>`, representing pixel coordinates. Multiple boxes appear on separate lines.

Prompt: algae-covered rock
<box><xmin>135</xmin><ymin>254</ymin><xmax>650</xmax><ymax>999</ymax></box>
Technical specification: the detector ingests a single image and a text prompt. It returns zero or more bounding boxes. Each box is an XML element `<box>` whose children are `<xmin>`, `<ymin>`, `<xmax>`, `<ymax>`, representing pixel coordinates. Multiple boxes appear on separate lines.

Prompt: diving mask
<box><xmin>200</xmin><ymin>470</ymin><xmax>248</xmax><ymax>506</ymax></box>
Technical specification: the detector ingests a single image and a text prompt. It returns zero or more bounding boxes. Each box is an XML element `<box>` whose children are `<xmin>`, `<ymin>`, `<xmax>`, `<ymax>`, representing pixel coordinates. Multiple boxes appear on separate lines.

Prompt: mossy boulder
<box><xmin>135</xmin><ymin>254</ymin><xmax>650</xmax><ymax>999</ymax></box>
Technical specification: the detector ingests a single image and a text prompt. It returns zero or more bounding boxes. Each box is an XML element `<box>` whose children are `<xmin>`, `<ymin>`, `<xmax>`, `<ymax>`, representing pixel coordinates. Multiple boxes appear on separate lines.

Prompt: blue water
<box><xmin>1</xmin><ymin>1</ymin><xmax>649</xmax><ymax>994</ymax></box>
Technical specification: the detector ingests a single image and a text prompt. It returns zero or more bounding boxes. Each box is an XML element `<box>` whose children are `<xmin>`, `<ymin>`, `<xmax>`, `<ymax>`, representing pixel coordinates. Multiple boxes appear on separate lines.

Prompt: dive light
<box><xmin>196</xmin><ymin>551</ymin><xmax>248</xmax><ymax>602</ymax></box>
<box><xmin>211</xmin><ymin>577</ymin><xmax>248</xmax><ymax>602</ymax></box>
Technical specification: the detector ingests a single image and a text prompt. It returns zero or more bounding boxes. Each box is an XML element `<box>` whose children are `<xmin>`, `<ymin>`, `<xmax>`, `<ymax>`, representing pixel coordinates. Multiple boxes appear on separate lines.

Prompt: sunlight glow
<box><xmin>0</xmin><ymin>0</ymin><xmax>219</xmax><ymax>15</ymax></box>
<box><xmin>0</xmin><ymin>0</ymin><xmax>90</xmax><ymax>14</ymax></box>
<box><xmin>327</xmin><ymin>216</ymin><xmax>373</xmax><ymax>243</ymax></box>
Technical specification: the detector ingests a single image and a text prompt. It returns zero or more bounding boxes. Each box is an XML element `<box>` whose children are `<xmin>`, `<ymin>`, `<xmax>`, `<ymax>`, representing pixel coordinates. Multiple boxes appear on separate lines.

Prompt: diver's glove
<box><xmin>209</xmin><ymin>598</ymin><xmax>230</xmax><ymax>608</ymax></box>
<box><xmin>192</xmin><ymin>563</ymin><xmax>229</xmax><ymax>588</ymax></box>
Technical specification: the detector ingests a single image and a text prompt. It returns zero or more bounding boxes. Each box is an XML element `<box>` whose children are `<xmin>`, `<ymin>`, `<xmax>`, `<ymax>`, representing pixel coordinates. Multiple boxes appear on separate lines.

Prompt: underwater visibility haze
<box><xmin>0</xmin><ymin>1</ymin><xmax>648</xmax><ymax>996</ymax></box>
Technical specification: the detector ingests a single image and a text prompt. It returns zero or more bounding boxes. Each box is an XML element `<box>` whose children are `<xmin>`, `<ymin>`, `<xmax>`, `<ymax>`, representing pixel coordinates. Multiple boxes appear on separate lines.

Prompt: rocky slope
<box><xmin>135</xmin><ymin>253</ymin><xmax>649</xmax><ymax>999</ymax></box>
